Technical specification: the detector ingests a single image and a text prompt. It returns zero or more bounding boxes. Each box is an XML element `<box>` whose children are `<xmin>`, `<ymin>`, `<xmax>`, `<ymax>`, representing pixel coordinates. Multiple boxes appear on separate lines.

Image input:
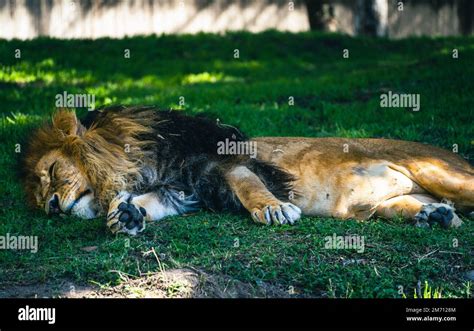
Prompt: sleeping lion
<box><xmin>21</xmin><ymin>106</ymin><xmax>473</xmax><ymax>235</ymax></box>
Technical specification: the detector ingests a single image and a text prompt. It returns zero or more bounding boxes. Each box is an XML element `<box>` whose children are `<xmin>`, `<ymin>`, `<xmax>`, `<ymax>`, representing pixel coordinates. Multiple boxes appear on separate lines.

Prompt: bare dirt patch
<box><xmin>0</xmin><ymin>268</ymin><xmax>296</xmax><ymax>298</ymax></box>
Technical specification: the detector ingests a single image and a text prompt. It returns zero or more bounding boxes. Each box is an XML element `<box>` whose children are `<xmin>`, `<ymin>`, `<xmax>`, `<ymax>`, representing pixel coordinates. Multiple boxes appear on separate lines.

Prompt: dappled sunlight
<box><xmin>136</xmin><ymin>75</ymin><xmax>168</xmax><ymax>88</ymax></box>
<box><xmin>181</xmin><ymin>72</ymin><xmax>244</xmax><ymax>85</ymax></box>
<box><xmin>0</xmin><ymin>64</ymin><xmax>38</xmax><ymax>84</ymax></box>
<box><xmin>0</xmin><ymin>33</ymin><xmax>472</xmax><ymax>158</ymax></box>
<box><xmin>1</xmin><ymin>112</ymin><xmax>43</xmax><ymax>128</ymax></box>
<box><xmin>0</xmin><ymin>60</ymin><xmax>96</xmax><ymax>86</ymax></box>
<box><xmin>84</xmin><ymin>76</ymin><xmax>170</xmax><ymax>106</ymax></box>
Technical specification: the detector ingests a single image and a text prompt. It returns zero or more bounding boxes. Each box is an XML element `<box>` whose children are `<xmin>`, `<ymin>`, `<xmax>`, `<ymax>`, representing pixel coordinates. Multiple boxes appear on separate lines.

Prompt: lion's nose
<box><xmin>48</xmin><ymin>194</ymin><xmax>60</xmax><ymax>215</ymax></box>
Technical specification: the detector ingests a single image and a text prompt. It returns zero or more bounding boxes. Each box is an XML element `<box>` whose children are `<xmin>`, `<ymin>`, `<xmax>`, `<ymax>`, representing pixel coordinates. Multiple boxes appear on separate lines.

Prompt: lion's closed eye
<box><xmin>48</xmin><ymin>161</ymin><xmax>72</xmax><ymax>185</ymax></box>
<box><xmin>48</xmin><ymin>161</ymin><xmax>57</xmax><ymax>178</ymax></box>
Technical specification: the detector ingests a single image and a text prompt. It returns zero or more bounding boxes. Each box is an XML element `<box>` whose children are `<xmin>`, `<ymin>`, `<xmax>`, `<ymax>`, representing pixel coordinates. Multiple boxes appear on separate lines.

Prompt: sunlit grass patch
<box><xmin>182</xmin><ymin>72</ymin><xmax>244</xmax><ymax>85</ymax></box>
<box><xmin>1</xmin><ymin>112</ymin><xmax>43</xmax><ymax>127</ymax></box>
<box><xmin>0</xmin><ymin>62</ymin><xmax>96</xmax><ymax>86</ymax></box>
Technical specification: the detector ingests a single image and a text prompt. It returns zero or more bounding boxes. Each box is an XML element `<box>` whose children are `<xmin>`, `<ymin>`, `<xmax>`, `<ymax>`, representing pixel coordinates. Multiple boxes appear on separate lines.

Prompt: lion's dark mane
<box><xmin>82</xmin><ymin>106</ymin><xmax>295</xmax><ymax>214</ymax></box>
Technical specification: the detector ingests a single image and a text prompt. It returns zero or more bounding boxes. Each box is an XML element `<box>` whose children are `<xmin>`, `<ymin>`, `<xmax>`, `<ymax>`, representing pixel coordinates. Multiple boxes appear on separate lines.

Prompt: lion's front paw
<box><xmin>107</xmin><ymin>193</ymin><xmax>147</xmax><ymax>235</ymax></box>
<box><xmin>251</xmin><ymin>202</ymin><xmax>301</xmax><ymax>225</ymax></box>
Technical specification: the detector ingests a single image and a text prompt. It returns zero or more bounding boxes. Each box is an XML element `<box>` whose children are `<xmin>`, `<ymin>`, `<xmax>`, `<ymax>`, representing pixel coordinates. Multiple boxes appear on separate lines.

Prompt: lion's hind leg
<box><xmin>375</xmin><ymin>194</ymin><xmax>463</xmax><ymax>229</ymax></box>
<box><xmin>397</xmin><ymin>157</ymin><xmax>474</xmax><ymax>209</ymax></box>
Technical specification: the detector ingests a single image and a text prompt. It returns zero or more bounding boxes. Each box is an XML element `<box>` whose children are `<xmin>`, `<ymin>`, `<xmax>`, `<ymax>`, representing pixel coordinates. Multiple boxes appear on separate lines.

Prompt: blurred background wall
<box><xmin>0</xmin><ymin>0</ymin><xmax>472</xmax><ymax>39</ymax></box>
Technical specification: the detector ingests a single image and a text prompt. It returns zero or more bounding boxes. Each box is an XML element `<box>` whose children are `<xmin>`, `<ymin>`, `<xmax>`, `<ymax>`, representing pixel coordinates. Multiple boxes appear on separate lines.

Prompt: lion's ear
<box><xmin>52</xmin><ymin>110</ymin><xmax>86</xmax><ymax>136</ymax></box>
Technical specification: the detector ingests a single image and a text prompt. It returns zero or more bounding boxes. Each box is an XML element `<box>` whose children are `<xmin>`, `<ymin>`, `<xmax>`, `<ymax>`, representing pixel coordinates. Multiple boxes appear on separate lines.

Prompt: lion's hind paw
<box><xmin>415</xmin><ymin>203</ymin><xmax>463</xmax><ymax>229</ymax></box>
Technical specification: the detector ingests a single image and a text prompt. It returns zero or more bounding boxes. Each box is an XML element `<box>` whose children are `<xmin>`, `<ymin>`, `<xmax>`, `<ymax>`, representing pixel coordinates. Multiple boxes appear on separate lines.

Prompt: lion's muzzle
<box><xmin>47</xmin><ymin>194</ymin><xmax>61</xmax><ymax>215</ymax></box>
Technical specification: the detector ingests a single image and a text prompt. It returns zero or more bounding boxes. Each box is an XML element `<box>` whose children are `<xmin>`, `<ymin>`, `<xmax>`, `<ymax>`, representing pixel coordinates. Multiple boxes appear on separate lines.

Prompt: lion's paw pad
<box><xmin>107</xmin><ymin>201</ymin><xmax>146</xmax><ymax>235</ymax></box>
<box><xmin>415</xmin><ymin>203</ymin><xmax>462</xmax><ymax>229</ymax></box>
<box><xmin>251</xmin><ymin>202</ymin><xmax>301</xmax><ymax>225</ymax></box>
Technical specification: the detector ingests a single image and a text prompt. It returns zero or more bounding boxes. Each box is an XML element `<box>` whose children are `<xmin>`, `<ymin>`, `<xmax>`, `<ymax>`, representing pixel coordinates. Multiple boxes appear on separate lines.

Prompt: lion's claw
<box><xmin>251</xmin><ymin>202</ymin><xmax>301</xmax><ymax>225</ymax></box>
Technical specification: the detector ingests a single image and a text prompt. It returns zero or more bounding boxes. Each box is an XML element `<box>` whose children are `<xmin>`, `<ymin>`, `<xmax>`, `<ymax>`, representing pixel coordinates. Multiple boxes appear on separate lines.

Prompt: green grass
<box><xmin>0</xmin><ymin>31</ymin><xmax>473</xmax><ymax>298</ymax></box>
